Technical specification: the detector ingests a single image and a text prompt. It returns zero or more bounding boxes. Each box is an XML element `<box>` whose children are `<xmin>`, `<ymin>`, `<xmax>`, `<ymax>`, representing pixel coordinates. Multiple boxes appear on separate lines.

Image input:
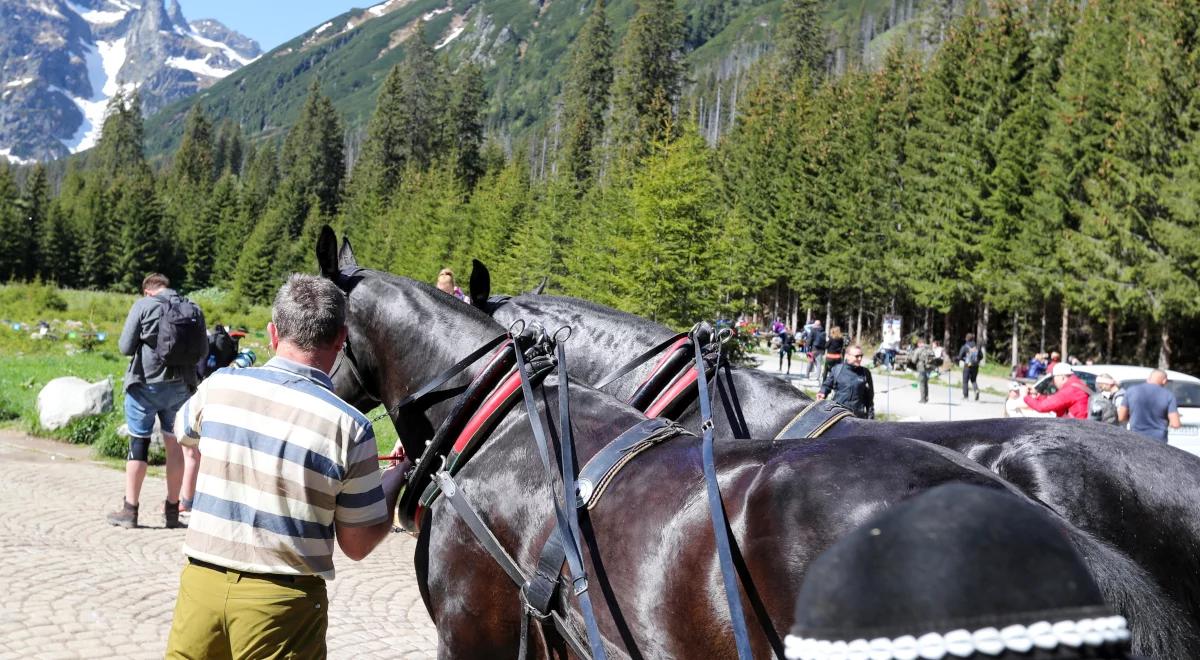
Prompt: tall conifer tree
<box><xmin>611</xmin><ymin>0</ymin><xmax>686</xmax><ymax>161</ymax></box>
<box><xmin>776</xmin><ymin>0</ymin><xmax>824</xmax><ymax>80</ymax></box>
<box><xmin>561</xmin><ymin>0</ymin><xmax>614</xmax><ymax>185</ymax></box>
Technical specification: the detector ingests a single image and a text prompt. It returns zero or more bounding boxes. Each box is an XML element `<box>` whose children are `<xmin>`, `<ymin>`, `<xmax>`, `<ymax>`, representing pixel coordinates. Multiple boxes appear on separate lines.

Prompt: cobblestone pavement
<box><xmin>0</xmin><ymin>430</ymin><xmax>437</xmax><ymax>659</ymax></box>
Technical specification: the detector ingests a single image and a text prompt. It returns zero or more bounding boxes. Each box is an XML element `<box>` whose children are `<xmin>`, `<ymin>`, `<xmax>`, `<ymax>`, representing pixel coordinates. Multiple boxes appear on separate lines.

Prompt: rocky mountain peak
<box><xmin>0</xmin><ymin>0</ymin><xmax>262</xmax><ymax>163</ymax></box>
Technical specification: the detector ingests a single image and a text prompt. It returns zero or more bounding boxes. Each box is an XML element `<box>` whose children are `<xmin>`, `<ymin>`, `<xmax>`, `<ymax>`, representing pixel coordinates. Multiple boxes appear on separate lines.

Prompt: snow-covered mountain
<box><xmin>0</xmin><ymin>0</ymin><xmax>261</xmax><ymax>163</ymax></box>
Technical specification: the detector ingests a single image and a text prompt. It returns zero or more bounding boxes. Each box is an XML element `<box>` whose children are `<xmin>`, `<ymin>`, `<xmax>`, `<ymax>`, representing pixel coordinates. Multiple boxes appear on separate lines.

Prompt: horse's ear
<box><xmin>528</xmin><ymin>276</ymin><xmax>548</xmax><ymax>296</ymax></box>
<box><xmin>317</xmin><ymin>225</ymin><xmax>339</xmax><ymax>278</ymax></box>
<box><xmin>339</xmin><ymin>237</ymin><xmax>359</xmax><ymax>270</ymax></box>
<box><xmin>469</xmin><ymin>259</ymin><xmax>491</xmax><ymax>311</ymax></box>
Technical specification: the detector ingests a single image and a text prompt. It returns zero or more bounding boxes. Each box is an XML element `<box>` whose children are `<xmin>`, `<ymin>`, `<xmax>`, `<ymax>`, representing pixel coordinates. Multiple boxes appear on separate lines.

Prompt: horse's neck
<box><xmin>360</xmin><ymin>276</ymin><xmax>505</xmax><ymax>414</ymax></box>
<box><xmin>496</xmin><ymin>296</ymin><xmax>675</xmax><ymax>395</ymax></box>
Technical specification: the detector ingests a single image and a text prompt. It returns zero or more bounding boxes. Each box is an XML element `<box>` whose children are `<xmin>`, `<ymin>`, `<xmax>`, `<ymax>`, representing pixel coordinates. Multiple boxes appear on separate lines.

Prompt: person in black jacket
<box><xmin>804</xmin><ymin>320</ymin><xmax>826</xmax><ymax>380</ymax></box>
<box><xmin>817</xmin><ymin>344</ymin><xmax>874</xmax><ymax>419</ymax></box>
<box><xmin>778</xmin><ymin>327</ymin><xmax>796</xmax><ymax>373</ymax></box>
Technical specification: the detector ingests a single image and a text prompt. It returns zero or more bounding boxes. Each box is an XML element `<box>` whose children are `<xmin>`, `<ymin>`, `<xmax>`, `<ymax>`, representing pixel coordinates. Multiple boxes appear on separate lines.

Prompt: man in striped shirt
<box><xmin>165</xmin><ymin>274</ymin><xmax>408</xmax><ymax>659</ymax></box>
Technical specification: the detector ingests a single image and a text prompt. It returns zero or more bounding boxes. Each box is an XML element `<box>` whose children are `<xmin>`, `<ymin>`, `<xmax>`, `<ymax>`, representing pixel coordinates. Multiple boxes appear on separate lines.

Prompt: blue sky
<box><xmin>178</xmin><ymin>1</ymin><xmax>367</xmax><ymax>51</ymax></box>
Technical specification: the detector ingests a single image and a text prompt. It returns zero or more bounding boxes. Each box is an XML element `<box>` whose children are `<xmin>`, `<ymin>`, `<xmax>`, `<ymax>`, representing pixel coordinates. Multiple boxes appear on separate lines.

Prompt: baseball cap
<box><xmin>1052</xmin><ymin>363</ymin><xmax>1073</xmax><ymax>377</ymax></box>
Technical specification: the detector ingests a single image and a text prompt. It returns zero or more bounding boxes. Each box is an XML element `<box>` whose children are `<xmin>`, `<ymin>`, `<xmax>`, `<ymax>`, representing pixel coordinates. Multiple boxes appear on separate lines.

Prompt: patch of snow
<box><xmin>435</xmin><ymin>26</ymin><xmax>465</xmax><ymax>49</ymax></box>
<box><xmin>368</xmin><ymin>1</ymin><xmax>391</xmax><ymax>16</ymax></box>
<box><xmin>314</xmin><ymin>21</ymin><xmax>333</xmax><ymax>35</ymax></box>
<box><xmin>65</xmin><ymin>0</ymin><xmax>129</xmax><ymax>24</ymax></box>
<box><xmin>423</xmin><ymin>6</ymin><xmax>451</xmax><ymax>21</ymax></box>
<box><xmin>5</xmin><ymin>78</ymin><xmax>34</xmax><ymax>88</ymax></box>
<box><xmin>59</xmin><ymin>37</ymin><xmax>128</xmax><ymax>153</ymax></box>
<box><xmin>188</xmin><ymin>30</ymin><xmax>258</xmax><ymax>66</ymax></box>
<box><xmin>33</xmin><ymin>1</ymin><xmax>64</xmax><ymax>19</ymax></box>
<box><xmin>0</xmin><ymin>148</ymin><xmax>36</xmax><ymax>166</ymax></box>
<box><xmin>166</xmin><ymin>56</ymin><xmax>234</xmax><ymax>78</ymax></box>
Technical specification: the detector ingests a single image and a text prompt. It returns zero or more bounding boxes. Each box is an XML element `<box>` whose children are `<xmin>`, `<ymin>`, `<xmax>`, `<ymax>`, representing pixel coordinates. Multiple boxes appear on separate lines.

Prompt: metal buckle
<box><xmin>701</xmin><ymin>419</ymin><xmax>714</xmax><ymax>432</ymax></box>
<box><xmin>521</xmin><ymin>591</ymin><xmax>552</xmax><ymax>620</ymax></box>
<box><xmin>572</xmin><ymin>576</ymin><xmax>589</xmax><ymax>596</ymax></box>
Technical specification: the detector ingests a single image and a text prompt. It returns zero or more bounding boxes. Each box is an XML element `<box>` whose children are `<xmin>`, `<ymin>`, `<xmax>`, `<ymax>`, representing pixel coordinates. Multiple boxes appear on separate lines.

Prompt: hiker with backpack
<box><xmin>956</xmin><ymin>333</ymin><xmax>985</xmax><ymax>401</ymax></box>
<box><xmin>107</xmin><ymin>273</ymin><xmax>207</xmax><ymax>529</ymax></box>
<box><xmin>1023</xmin><ymin>363</ymin><xmax>1090</xmax><ymax>419</ymax></box>
<box><xmin>1090</xmin><ymin>373</ymin><xmax>1123</xmax><ymax>424</ymax></box>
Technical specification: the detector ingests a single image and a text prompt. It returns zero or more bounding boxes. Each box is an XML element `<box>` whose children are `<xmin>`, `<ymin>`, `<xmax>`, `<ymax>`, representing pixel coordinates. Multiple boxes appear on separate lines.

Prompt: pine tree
<box><xmin>0</xmin><ymin>165</ymin><xmax>21</xmax><ymax>282</ymax></box>
<box><xmin>461</xmin><ymin>156</ymin><xmax>532</xmax><ymax>272</ymax></box>
<box><xmin>74</xmin><ymin>173</ymin><xmax>115</xmax><ymax>289</ymax></box>
<box><xmin>173</xmin><ymin>106</ymin><xmax>216</xmax><ymax>189</ymax></box>
<box><xmin>399</xmin><ymin>24</ymin><xmax>448</xmax><ymax>171</ymax></box>
<box><xmin>39</xmin><ymin>200</ymin><xmax>77</xmax><ymax>286</ymax></box>
<box><xmin>348</xmin><ymin>63</ymin><xmax>408</xmax><ymax>206</ymax></box>
<box><xmin>776</xmin><ymin>0</ymin><xmax>824</xmax><ymax>81</ymax></box>
<box><xmin>20</xmin><ymin>164</ymin><xmax>50</xmax><ymax>280</ymax></box>
<box><xmin>1033</xmin><ymin>0</ymin><xmax>1134</xmax><ymax>335</ymax></box>
<box><xmin>233</xmin><ymin>205</ymin><xmax>289</xmax><ymax>304</ymax></box>
<box><xmin>280</xmin><ymin>80</ymin><xmax>346</xmax><ymax>220</ymax></box>
<box><xmin>611</xmin><ymin>0</ymin><xmax>686</xmax><ymax>161</ymax></box>
<box><xmin>213</xmin><ymin>119</ymin><xmax>244</xmax><ymax>177</ymax></box>
<box><xmin>446</xmin><ymin>62</ymin><xmax>486</xmax><ymax>189</ymax></box>
<box><xmin>170</xmin><ymin>105</ymin><xmax>218</xmax><ymax>289</ymax></box>
<box><xmin>93</xmin><ymin>92</ymin><xmax>146</xmax><ymax>178</ymax></box>
<box><xmin>209</xmin><ymin>173</ymin><xmax>246</xmax><ymax>287</ymax></box>
<box><xmin>624</xmin><ymin>125</ymin><xmax>722</xmax><ymax>326</ymax></box>
<box><xmin>241</xmin><ymin>144</ymin><xmax>278</xmax><ymax>222</ymax></box>
<box><xmin>112</xmin><ymin>172</ymin><xmax>163</xmax><ymax>292</ymax></box>
<box><xmin>899</xmin><ymin>6</ymin><xmax>987</xmax><ymax>316</ymax></box>
<box><xmin>561</xmin><ymin>0</ymin><xmax>614</xmax><ymax>186</ymax></box>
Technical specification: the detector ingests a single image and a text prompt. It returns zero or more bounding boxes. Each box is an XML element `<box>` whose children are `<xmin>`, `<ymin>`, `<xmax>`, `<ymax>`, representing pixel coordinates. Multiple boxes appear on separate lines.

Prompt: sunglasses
<box><xmin>849</xmin><ymin>354</ymin><xmax>864</xmax><ymax>358</ymax></box>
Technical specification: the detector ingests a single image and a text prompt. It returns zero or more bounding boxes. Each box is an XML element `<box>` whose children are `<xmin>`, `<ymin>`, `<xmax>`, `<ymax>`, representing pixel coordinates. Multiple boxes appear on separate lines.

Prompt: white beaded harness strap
<box><xmin>784</xmin><ymin>615</ymin><xmax>1130</xmax><ymax>660</ymax></box>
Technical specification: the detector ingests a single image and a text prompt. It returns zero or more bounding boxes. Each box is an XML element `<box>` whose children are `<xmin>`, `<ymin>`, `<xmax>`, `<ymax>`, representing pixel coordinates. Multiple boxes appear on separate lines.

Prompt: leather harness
<box><xmin>774</xmin><ymin>400</ymin><xmax>854</xmax><ymax>440</ymax></box>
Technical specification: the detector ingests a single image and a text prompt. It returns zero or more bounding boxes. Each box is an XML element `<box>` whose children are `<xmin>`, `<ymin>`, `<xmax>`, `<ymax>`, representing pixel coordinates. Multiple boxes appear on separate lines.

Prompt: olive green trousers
<box><xmin>165</xmin><ymin>561</ymin><xmax>328</xmax><ymax>660</ymax></box>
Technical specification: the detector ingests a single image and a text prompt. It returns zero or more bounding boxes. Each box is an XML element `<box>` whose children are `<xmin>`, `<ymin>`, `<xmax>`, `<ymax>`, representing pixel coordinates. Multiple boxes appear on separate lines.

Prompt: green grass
<box><xmin>0</xmin><ymin>283</ymin><xmax>271</xmax><ymax>461</ymax></box>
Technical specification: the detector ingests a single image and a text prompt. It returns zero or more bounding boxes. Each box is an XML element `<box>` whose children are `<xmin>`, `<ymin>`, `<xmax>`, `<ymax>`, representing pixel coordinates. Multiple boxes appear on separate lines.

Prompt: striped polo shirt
<box><xmin>174</xmin><ymin>356</ymin><xmax>388</xmax><ymax>579</ymax></box>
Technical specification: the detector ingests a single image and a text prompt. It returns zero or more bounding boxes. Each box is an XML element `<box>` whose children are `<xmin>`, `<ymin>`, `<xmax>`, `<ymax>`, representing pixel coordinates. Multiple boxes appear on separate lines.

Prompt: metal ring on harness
<box><xmin>553</xmin><ymin>325</ymin><xmax>572</xmax><ymax>344</ymax></box>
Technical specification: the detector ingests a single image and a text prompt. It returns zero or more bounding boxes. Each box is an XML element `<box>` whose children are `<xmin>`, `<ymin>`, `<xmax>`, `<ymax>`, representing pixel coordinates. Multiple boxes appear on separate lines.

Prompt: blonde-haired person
<box><xmin>822</xmin><ymin>326</ymin><xmax>845</xmax><ymax>382</ymax></box>
<box><xmin>436</xmin><ymin>268</ymin><xmax>466</xmax><ymax>301</ymax></box>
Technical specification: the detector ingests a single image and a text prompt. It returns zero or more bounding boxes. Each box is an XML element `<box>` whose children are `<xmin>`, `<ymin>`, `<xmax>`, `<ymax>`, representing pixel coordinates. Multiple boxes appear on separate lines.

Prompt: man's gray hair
<box><xmin>272</xmin><ymin>274</ymin><xmax>346</xmax><ymax>351</ymax></box>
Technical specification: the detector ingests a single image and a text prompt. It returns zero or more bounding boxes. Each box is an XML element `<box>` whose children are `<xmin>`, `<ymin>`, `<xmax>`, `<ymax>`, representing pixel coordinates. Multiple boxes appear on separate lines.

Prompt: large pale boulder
<box><xmin>36</xmin><ymin>377</ymin><xmax>114</xmax><ymax>431</ymax></box>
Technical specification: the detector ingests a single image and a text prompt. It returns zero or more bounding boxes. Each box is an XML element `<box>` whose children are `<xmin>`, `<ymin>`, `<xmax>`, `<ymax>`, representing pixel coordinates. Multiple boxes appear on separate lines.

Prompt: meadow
<box><xmin>0</xmin><ymin>282</ymin><xmax>399</xmax><ymax>461</ymax></box>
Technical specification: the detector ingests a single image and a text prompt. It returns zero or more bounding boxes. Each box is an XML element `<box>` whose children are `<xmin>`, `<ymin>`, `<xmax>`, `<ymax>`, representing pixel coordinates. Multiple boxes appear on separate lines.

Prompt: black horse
<box><xmin>317</xmin><ymin>229</ymin><xmax>1187</xmax><ymax>658</ymax></box>
<box><xmin>469</xmin><ymin>262</ymin><xmax>1200</xmax><ymax>658</ymax></box>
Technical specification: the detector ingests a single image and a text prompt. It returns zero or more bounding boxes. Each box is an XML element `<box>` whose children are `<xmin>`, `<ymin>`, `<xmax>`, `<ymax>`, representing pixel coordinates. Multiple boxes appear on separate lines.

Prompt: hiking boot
<box><xmin>106</xmin><ymin>499</ymin><xmax>138</xmax><ymax>529</ymax></box>
<box><xmin>164</xmin><ymin>500</ymin><xmax>187</xmax><ymax>529</ymax></box>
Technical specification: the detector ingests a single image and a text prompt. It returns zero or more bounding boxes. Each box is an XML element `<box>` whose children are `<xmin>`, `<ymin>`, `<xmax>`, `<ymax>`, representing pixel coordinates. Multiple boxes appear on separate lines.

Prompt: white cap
<box><xmin>1052</xmin><ymin>363</ymin><xmax>1073</xmax><ymax>377</ymax></box>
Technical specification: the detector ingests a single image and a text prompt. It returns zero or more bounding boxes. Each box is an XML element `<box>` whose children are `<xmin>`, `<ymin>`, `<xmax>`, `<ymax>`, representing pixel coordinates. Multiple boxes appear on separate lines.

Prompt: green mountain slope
<box><xmin>144</xmin><ymin>0</ymin><xmax>943</xmax><ymax>155</ymax></box>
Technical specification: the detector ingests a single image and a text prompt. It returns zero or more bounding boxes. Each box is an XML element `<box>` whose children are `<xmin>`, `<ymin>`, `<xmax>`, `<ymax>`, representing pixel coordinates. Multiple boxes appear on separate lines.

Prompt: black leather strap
<box><xmin>433</xmin><ymin>471</ymin><xmax>526</xmax><ymax>586</ymax></box>
<box><xmin>576</xmin><ymin>418</ymin><xmax>688</xmax><ymax>509</ymax></box>
<box><xmin>692</xmin><ymin>328</ymin><xmax>754</xmax><ymax>660</ymax></box>
<box><xmin>512</xmin><ymin>337</ymin><xmax>608</xmax><ymax>660</ymax></box>
<box><xmin>774</xmin><ymin>400</ymin><xmax>853</xmax><ymax>440</ymax></box>
<box><xmin>594</xmin><ymin>332</ymin><xmax>689</xmax><ymax>390</ymax></box>
<box><xmin>371</xmin><ymin>333</ymin><xmax>511</xmax><ymax>425</ymax></box>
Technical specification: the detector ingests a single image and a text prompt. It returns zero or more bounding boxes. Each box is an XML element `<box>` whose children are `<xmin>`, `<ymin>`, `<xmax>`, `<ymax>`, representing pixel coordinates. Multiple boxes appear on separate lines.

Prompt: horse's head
<box><xmin>317</xmin><ymin>225</ymin><xmax>509</xmax><ymax>460</ymax></box>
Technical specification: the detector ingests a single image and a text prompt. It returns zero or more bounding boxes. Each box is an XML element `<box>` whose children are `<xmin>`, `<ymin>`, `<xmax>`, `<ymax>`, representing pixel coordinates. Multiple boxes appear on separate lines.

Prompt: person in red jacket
<box><xmin>1023</xmin><ymin>362</ymin><xmax>1091</xmax><ymax>419</ymax></box>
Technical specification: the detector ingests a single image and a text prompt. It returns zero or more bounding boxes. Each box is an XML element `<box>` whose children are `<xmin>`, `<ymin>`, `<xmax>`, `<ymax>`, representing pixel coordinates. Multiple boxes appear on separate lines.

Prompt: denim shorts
<box><xmin>125</xmin><ymin>381</ymin><xmax>190</xmax><ymax>438</ymax></box>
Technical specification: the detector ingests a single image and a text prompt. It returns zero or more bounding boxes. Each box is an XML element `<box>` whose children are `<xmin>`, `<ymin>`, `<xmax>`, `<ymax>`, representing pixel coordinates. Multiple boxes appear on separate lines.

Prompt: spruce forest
<box><xmin>2</xmin><ymin>0</ymin><xmax>1200</xmax><ymax>371</ymax></box>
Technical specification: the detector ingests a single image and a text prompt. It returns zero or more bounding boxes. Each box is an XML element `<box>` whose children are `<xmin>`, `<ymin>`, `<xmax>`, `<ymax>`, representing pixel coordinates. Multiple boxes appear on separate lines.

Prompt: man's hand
<box><xmin>816</xmin><ymin>392</ymin><xmax>826</xmax><ymax>401</ymax></box>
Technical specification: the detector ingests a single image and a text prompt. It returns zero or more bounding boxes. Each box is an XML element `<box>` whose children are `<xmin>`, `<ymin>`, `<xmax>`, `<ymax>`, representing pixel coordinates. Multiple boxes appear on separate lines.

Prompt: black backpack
<box><xmin>1088</xmin><ymin>391</ymin><xmax>1119</xmax><ymax>424</ymax></box>
<box><xmin>965</xmin><ymin>345</ymin><xmax>982</xmax><ymax>366</ymax></box>
<box><xmin>155</xmin><ymin>294</ymin><xmax>208</xmax><ymax>367</ymax></box>
<box><xmin>200</xmin><ymin>324</ymin><xmax>240</xmax><ymax>376</ymax></box>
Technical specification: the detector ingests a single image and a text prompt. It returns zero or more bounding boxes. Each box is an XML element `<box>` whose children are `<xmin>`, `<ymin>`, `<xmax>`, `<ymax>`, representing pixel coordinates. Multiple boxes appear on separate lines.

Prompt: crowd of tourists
<box><xmin>761</xmin><ymin>318</ymin><xmax>1181</xmax><ymax>443</ymax></box>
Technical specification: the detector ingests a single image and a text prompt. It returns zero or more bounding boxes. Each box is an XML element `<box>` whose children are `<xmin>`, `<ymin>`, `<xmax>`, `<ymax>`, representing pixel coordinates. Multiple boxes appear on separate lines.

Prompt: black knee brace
<box><xmin>128</xmin><ymin>436</ymin><xmax>151</xmax><ymax>462</ymax></box>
